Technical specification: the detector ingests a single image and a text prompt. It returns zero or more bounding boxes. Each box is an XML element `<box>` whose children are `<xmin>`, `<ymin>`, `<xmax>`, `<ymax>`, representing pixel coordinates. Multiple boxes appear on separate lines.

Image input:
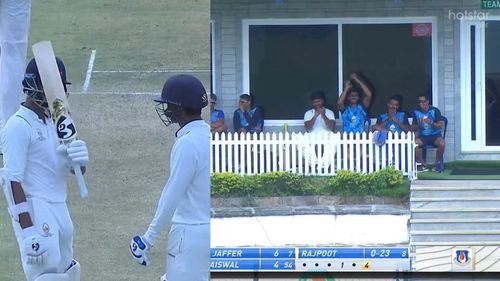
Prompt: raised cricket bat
<box><xmin>32</xmin><ymin>41</ymin><xmax>88</xmax><ymax>198</ymax></box>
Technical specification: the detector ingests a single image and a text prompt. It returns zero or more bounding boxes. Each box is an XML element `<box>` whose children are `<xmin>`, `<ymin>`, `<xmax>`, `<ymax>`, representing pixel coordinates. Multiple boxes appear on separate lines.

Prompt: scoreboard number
<box><xmin>370</xmin><ymin>249</ymin><xmax>391</xmax><ymax>258</ymax></box>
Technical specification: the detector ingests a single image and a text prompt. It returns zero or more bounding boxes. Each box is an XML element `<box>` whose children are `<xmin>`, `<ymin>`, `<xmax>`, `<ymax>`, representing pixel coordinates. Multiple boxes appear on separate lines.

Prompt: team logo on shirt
<box><xmin>35</xmin><ymin>129</ymin><xmax>46</xmax><ymax>141</ymax></box>
<box><xmin>42</xmin><ymin>223</ymin><xmax>50</xmax><ymax>234</ymax></box>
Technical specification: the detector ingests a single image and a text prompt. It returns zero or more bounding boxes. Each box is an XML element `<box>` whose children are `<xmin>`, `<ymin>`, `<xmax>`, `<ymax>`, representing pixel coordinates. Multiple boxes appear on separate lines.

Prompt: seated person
<box><xmin>302</xmin><ymin>91</ymin><xmax>336</xmax><ymax>170</ymax></box>
<box><xmin>210</xmin><ymin>93</ymin><xmax>227</xmax><ymax>134</ymax></box>
<box><xmin>372</xmin><ymin>95</ymin><xmax>411</xmax><ymax>169</ymax></box>
<box><xmin>412</xmin><ymin>94</ymin><xmax>445</xmax><ymax>172</ymax></box>
<box><xmin>304</xmin><ymin>91</ymin><xmax>335</xmax><ymax>133</ymax></box>
<box><xmin>233</xmin><ymin>94</ymin><xmax>263</xmax><ymax>134</ymax></box>
<box><xmin>372</xmin><ymin>95</ymin><xmax>410</xmax><ymax>136</ymax></box>
<box><xmin>338</xmin><ymin>72</ymin><xmax>373</xmax><ymax>134</ymax></box>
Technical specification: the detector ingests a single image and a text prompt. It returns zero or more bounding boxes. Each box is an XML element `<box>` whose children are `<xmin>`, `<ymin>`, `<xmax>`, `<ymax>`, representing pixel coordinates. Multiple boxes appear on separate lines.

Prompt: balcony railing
<box><xmin>211</xmin><ymin>131</ymin><xmax>417</xmax><ymax>180</ymax></box>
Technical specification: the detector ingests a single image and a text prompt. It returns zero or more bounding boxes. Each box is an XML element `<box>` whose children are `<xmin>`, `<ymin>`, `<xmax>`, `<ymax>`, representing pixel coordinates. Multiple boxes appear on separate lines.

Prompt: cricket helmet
<box><xmin>23</xmin><ymin>57</ymin><xmax>71</xmax><ymax>104</ymax></box>
<box><xmin>154</xmin><ymin>74</ymin><xmax>208</xmax><ymax>109</ymax></box>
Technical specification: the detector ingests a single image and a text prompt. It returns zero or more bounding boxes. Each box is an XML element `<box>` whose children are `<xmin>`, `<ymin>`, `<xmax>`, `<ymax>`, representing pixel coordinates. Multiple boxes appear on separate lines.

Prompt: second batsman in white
<box><xmin>1</xmin><ymin>57</ymin><xmax>89</xmax><ymax>281</ymax></box>
<box><xmin>129</xmin><ymin>74</ymin><xmax>210</xmax><ymax>281</ymax></box>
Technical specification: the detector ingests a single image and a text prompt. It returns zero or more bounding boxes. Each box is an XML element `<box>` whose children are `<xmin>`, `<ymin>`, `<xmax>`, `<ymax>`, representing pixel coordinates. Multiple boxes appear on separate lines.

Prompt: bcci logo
<box><xmin>42</xmin><ymin>223</ymin><xmax>50</xmax><ymax>234</ymax></box>
<box><xmin>455</xmin><ymin>250</ymin><xmax>470</xmax><ymax>265</ymax></box>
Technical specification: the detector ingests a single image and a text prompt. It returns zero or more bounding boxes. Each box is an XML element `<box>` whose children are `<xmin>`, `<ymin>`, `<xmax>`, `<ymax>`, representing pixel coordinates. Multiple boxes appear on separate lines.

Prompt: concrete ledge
<box><xmin>212</xmin><ymin>195</ymin><xmax>407</xmax><ymax>208</ymax></box>
<box><xmin>212</xmin><ymin>203</ymin><xmax>410</xmax><ymax>218</ymax></box>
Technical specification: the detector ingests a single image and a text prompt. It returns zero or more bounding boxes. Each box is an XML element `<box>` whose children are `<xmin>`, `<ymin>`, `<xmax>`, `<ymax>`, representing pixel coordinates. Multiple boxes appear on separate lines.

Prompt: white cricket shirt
<box><xmin>1</xmin><ymin>105</ymin><xmax>68</xmax><ymax>202</ymax></box>
<box><xmin>144</xmin><ymin>119</ymin><xmax>210</xmax><ymax>245</ymax></box>
<box><xmin>304</xmin><ymin>108</ymin><xmax>336</xmax><ymax>133</ymax></box>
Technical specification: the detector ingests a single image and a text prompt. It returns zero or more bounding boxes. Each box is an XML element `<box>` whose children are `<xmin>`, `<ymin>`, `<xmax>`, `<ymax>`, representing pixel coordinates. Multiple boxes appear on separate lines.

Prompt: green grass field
<box><xmin>0</xmin><ymin>0</ymin><xmax>209</xmax><ymax>280</ymax></box>
<box><xmin>28</xmin><ymin>0</ymin><xmax>210</xmax><ymax>93</ymax></box>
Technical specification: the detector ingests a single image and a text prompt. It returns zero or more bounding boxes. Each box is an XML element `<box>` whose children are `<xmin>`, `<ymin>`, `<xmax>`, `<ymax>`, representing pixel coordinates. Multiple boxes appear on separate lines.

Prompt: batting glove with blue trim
<box><xmin>130</xmin><ymin>235</ymin><xmax>152</xmax><ymax>266</ymax></box>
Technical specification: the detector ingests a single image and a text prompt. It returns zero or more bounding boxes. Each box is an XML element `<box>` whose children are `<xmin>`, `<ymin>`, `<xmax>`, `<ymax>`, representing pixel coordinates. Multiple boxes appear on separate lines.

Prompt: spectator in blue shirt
<box><xmin>210</xmin><ymin>93</ymin><xmax>227</xmax><ymax>134</ymax></box>
<box><xmin>233</xmin><ymin>94</ymin><xmax>263</xmax><ymax>134</ymax></box>
<box><xmin>338</xmin><ymin>73</ymin><xmax>373</xmax><ymax>134</ymax></box>
<box><xmin>412</xmin><ymin>95</ymin><xmax>445</xmax><ymax>172</ymax></box>
<box><xmin>372</xmin><ymin>95</ymin><xmax>410</xmax><ymax>134</ymax></box>
<box><xmin>372</xmin><ymin>95</ymin><xmax>411</xmax><ymax>169</ymax></box>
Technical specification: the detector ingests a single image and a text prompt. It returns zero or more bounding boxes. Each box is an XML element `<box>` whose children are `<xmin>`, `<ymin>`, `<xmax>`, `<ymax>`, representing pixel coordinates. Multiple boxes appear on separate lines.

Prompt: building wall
<box><xmin>211</xmin><ymin>0</ymin><xmax>500</xmax><ymax>161</ymax></box>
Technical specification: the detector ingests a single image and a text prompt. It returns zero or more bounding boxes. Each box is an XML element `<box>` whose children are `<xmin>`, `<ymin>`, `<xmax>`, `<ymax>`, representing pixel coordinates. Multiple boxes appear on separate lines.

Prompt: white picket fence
<box><xmin>211</xmin><ymin>131</ymin><xmax>417</xmax><ymax>180</ymax></box>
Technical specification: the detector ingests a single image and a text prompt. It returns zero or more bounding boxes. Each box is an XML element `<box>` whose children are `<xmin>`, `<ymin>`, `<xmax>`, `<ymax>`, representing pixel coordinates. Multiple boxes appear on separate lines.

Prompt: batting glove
<box><xmin>67</xmin><ymin>140</ymin><xmax>89</xmax><ymax>166</ymax></box>
<box><xmin>130</xmin><ymin>235</ymin><xmax>152</xmax><ymax>266</ymax></box>
<box><xmin>22</xmin><ymin>227</ymin><xmax>50</xmax><ymax>265</ymax></box>
<box><xmin>57</xmin><ymin>143</ymin><xmax>68</xmax><ymax>155</ymax></box>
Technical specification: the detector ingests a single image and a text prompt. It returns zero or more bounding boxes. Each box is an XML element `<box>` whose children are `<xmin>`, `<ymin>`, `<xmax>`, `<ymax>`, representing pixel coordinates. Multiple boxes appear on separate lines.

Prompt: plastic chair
<box><xmin>422</xmin><ymin>115</ymin><xmax>447</xmax><ymax>171</ymax></box>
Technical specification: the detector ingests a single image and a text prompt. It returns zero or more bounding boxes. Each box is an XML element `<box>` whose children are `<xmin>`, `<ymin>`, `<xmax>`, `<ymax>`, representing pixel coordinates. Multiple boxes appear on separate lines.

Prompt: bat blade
<box><xmin>32</xmin><ymin>41</ymin><xmax>88</xmax><ymax>198</ymax></box>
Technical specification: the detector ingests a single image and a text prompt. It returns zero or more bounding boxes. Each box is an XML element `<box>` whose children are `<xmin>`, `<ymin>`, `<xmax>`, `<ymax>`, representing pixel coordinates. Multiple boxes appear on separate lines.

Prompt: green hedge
<box><xmin>211</xmin><ymin>167</ymin><xmax>408</xmax><ymax>198</ymax></box>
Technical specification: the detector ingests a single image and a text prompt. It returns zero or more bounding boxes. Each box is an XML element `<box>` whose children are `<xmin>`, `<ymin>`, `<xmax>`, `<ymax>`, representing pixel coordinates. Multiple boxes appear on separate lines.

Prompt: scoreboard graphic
<box><xmin>210</xmin><ymin>247</ymin><xmax>410</xmax><ymax>272</ymax></box>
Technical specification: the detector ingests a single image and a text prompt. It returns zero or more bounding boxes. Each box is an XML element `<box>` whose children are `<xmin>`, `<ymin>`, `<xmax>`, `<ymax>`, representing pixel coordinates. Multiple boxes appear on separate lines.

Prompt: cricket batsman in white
<box><xmin>0</xmin><ymin>0</ymin><xmax>31</xmax><ymax>129</ymax></box>
<box><xmin>129</xmin><ymin>74</ymin><xmax>210</xmax><ymax>281</ymax></box>
<box><xmin>1</xmin><ymin>57</ymin><xmax>89</xmax><ymax>281</ymax></box>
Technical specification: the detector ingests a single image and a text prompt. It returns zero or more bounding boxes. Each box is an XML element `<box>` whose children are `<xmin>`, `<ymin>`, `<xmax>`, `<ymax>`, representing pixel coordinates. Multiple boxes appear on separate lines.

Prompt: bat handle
<box><xmin>73</xmin><ymin>165</ymin><xmax>88</xmax><ymax>198</ymax></box>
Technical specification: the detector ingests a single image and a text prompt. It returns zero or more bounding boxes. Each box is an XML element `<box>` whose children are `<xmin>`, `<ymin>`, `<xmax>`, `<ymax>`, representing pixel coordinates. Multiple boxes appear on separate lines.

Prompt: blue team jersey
<box><xmin>413</xmin><ymin>106</ymin><xmax>442</xmax><ymax>136</ymax></box>
<box><xmin>234</xmin><ymin>106</ymin><xmax>263</xmax><ymax>133</ymax></box>
<box><xmin>377</xmin><ymin>112</ymin><xmax>409</xmax><ymax>133</ymax></box>
<box><xmin>211</xmin><ymin>109</ymin><xmax>224</xmax><ymax>123</ymax></box>
<box><xmin>342</xmin><ymin>104</ymin><xmax>367</xmax><ymax>133</ymax></box>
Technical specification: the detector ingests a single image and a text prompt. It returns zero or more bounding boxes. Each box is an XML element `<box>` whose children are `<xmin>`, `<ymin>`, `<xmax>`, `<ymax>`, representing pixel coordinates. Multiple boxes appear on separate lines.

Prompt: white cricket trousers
<box><xmin>11</xmin><ymin>197</ymin><xmax>74</xmax><ymax>281</ymax></box>
<box><xmin>165</xmin><ymin>223</ymin><xmax>210</xmax><ymax>281</ymax></box>
<box><xmin>0</xmin><ymin>0</ymin><xmax>31</xmax><ymax>127</ymax></box>
<box><xmin>297</xmin><ymin>133</ymin><xmax>337</xmax><ymax>170</ymax></box>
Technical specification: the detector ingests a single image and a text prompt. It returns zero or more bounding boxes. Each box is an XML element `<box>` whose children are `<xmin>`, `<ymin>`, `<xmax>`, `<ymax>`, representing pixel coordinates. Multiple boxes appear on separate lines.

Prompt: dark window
<box><xmin>342</xmin><ymin>23</ymin><xmax>432</xmax><ymax>117</ymax></box>
<box><xmin>248</xmin><ymin>23</ymin><xmax>432</xmax><ymax>120</ymax></box>
<box><xmin>471</xmin><ymin>25</ymin><xmax>476</xmax><ymax>140</ymax></box>
<box><xmin>485</xmin><ymin>21</ymin><xmax>500</xmax><ymax>146</ymax></box>
<box><xmin>249</xmin><ymin>25</ymin><xmax>339</xmax><ymax>120</ymax></box>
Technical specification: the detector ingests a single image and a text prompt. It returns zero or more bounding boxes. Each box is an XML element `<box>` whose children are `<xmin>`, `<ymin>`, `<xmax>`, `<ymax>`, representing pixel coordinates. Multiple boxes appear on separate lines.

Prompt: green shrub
<box><xmin>326</xmin><ymin>167</ymin><xmax>407</xmax><ymax>195</ymax></box>
<box><xmin>210</xmin><ymin>173</ymin><xmax>244</xmax><ymax>197</ymax></box>
<box><xmin>211</xmin><ymin>167</ymin><xmax>408</xmax><ymax>198</ymax></box>
<box><xmin>327</xmin><ymin>170</ymin><xmax>366</xmax><ymax>195</ymax></box>
<box><xmin>376</xmin><ymin>166</ymin><xmax>406</xmax><ymax>187</ymax></box>
<box><xmin>257</xmin><ymin>171</ymin><xmax>304</xmax><ymax>196</ymax></box>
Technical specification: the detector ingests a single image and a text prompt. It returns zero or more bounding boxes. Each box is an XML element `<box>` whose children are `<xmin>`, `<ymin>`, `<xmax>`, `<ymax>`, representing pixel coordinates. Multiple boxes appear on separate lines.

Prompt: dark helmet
<box><xmin>154</xmin><ymin>74</ymin><xmax>208</xmax><ymax>109</ymax></box>
<box><xmin>23</xmin><ymin>57</ymin><xmax>71</xmax><ymax>103</ymax></box>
